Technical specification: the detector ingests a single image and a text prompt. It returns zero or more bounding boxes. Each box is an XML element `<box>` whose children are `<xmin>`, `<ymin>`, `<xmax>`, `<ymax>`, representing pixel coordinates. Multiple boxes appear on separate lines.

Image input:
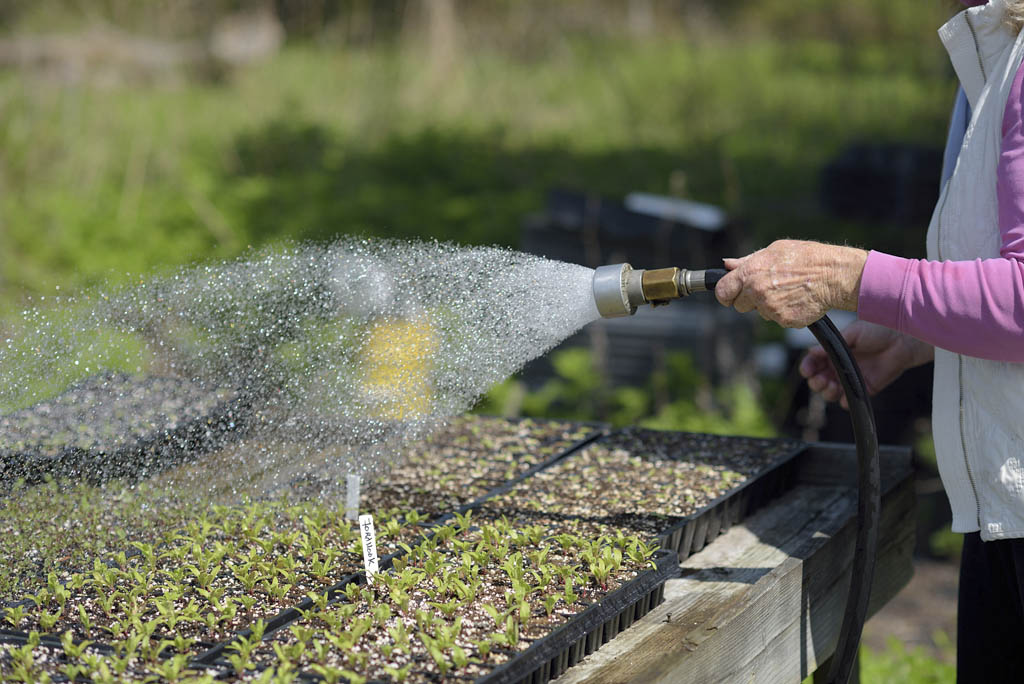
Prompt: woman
<box><xmin>715</xmin><ymin>0</ymin><xmax>1024</xmax><ymax>679</ymax></box>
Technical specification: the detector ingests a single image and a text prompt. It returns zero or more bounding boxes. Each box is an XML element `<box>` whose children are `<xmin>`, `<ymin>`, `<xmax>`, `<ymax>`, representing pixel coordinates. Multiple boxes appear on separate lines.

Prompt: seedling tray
<box><xmin>285</xmin><ymin>548</ymin><xmax>678</xmax><ymax>684</ymax></box>
<box><xmin>0</xmin><ymin>372</ymin><xmax>248</xmax><ymax>488</ymax></box>
<box><xmin>1</xmin><ymin>418</ymin><xmax>606</xmax><ymax>678</ymax></box>
<box><xmin>233</xmin><ymin>513</ymin><xmax>674</xmax><ymax>683</ymax></box>
<box><xmin>652</xmin><ymin>444</ymin><xmax>803</xmax><ymax>560</ymax></box>
<box><xmin>191</xmin><ymin>421</ymin><xmax>605</xmax><ymax>665</ymax></box>
<box><xmin>347</xmin><ymin>417</ymin><xmax>606</xmax><ymax>519</ymax></box>
<box><xmin>0</xmin><ymin>628</ymin><xmax>231</xmax><ymax>682</ymax></box>
<box><xmin>481</xmin><ymin>428</ymin><xmax>806</xmax><ymax>561</ymax></box>
<box><xmin>475</xmin><ymin>548</ymin><xmax>677</xmax><ymax>684</ymax></box>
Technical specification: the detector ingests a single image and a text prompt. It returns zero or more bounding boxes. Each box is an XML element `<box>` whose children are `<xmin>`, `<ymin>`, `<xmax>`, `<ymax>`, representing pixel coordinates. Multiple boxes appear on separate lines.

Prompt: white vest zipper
<box><xmin>951</xmin><ymin>17</ymin><xmax>986</xmax><ymax>531</ymax></box>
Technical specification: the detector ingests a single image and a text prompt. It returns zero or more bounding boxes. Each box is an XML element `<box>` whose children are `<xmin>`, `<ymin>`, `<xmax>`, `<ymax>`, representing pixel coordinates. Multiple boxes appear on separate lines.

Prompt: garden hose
<box><xmin>593</xmin><ymin>264</ymin><xmax>881</xmax><ymax>684</ymax></box>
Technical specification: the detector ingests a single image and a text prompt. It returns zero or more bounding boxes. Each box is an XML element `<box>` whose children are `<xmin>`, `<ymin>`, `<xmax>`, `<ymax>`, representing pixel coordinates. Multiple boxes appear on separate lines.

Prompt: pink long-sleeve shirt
<box><xmin>856</xmin><ymin>16</ymin><xmax>1024</xmax><ymax>362</ymax></box>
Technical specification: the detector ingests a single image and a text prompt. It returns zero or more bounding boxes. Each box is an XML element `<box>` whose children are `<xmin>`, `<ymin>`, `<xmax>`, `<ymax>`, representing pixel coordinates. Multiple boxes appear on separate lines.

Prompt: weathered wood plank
<box><xmin>728</xmin><ymin>500</ymin><xmax>913</xmax><ymax>684</ymax></box>
<box><xmin>555</xmin><ymin>447</ymin><xmax>915</xmax><ymax>684</ymax></box>
<box><xmin>794</xmin><ymin>442</ymin><xmax>911</xmax><ymax>489</ymax></box>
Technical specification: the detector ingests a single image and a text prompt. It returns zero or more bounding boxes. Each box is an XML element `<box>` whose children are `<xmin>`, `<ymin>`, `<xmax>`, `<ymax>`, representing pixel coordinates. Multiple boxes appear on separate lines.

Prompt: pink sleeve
<box><xmin>856</xmin><ymin>60</ymin><xmax>1024</xmax><ymax>363</ymax></box>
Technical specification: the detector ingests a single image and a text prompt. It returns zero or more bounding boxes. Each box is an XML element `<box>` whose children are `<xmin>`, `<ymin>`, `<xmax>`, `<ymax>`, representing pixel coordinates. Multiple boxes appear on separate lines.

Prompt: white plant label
<box><xmin>346</xmin><ymin>474</ymin><xmax>361</xmax><ymax>521</ymax></box>
<box><xmin>359</xmin><ymin>514</ymin><xmax>379</xmax><ymax>583</ymax></box>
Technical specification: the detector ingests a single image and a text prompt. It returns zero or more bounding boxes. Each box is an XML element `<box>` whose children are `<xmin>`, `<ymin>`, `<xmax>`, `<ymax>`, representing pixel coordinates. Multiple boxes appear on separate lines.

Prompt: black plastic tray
<box><xmin>12</xmin><ymin>423</ymin><xmax>790</xmax><ymax>684</ymax></box>
<box><xmin>0</xmin><ymin>419</ymin><xmax>610</xmax><ymax>682</ymax></box>
<box><xmin>0</xmin><ymin>628</ymin><xmax>231</xmax><ymax>682</ymax></box>
<box><xmin>284</xmin><ymin>548</ymin><xmax>677</xmax><ymax>684</ymax></box>
<box><xmin>190</xmin><ymin>423</ymin><xmax>607</xmax><ymax>666</ymax></box>
<box><xmin>475</xmin><ymin>548</ymin><xmax>678</xmax><ymax>684</ymax></box>
<box><xmin>487</xmin><ymin>429</ymin><xmax>806</xmax><ymax>562</ymax></box>
<box><xmin>0</xmin><ymin>372</ymin><xmax>249</xmax><ymax>488</ymax></box>
<box><xmin>655</xmin><ymin>442</ymin><xmax>805</xmax><ymax>561</ymax></box>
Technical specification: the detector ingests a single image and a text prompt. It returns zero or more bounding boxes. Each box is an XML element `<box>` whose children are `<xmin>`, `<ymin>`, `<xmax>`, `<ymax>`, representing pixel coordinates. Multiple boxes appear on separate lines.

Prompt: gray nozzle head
<box><xmin>593</xmin><ymin>263</ymin><xmax>646</xmax><ymax>317</ymax></box>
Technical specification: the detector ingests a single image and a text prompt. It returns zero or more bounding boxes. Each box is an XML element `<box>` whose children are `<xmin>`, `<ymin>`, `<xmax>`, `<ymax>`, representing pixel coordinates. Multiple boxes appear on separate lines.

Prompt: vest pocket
<box><xmin>963</xmin><ymin>392</ymin><xmax>1024</xmax><ymax>538</ymax></box>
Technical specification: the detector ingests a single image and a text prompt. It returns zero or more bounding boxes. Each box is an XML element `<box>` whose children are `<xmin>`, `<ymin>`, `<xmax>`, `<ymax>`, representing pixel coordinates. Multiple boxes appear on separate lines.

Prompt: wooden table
<box><xmin>556</xmin><ymin>442</ymin><xmax>915</xmax><ymax>684</ymax></box>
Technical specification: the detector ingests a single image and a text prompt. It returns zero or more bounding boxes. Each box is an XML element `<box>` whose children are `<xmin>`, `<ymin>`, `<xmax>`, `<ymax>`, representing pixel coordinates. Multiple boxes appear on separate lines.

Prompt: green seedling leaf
<box><xmin>564</xmin><ymin>577</ymin><xmax>579</xmax><ymax>605</ymax></box>
<box><xmin>383</xmin><ymin>664</ymin><xmax>412</xmax><ymax>682</ymax></box>
<box><xmin>4</xmin><ymin>604</ymin><xmax>27</xmax><ymax>629</ymax></box>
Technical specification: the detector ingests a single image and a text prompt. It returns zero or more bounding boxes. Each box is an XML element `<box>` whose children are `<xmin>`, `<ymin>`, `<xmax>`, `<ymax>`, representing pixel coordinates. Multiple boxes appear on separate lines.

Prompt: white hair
<box><xmin>1009</xmin><ymin>0</ymin><xmax>1024</xmax><ymax>30</ymax></box>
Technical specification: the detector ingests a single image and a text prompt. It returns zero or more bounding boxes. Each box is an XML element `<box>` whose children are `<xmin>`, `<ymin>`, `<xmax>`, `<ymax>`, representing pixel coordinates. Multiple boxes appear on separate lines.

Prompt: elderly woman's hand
<box><xmin>714</xmin><ymin>239</ymin><xmax>868</xmax><ymax>328</ymax></box>
<box><xmin>799</xmin><ymin>320</ymin><xmax>934</xmax><ymax>409</ymax></box>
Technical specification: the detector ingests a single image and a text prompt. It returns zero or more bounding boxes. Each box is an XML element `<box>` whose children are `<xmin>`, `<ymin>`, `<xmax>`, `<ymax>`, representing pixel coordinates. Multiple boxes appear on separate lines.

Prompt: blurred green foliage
<box><xmin>859</xmin><ymin>635</ymin><xmax>956</xmax><ymax>684</ymax></box>
<box><xmin>0</xmin><ymin>319</ymin><xmax>150</xmax><ymax>413</ymax></box>
<box><xmin>929</xmin><ymin>525</ymin><xmax>965</xmax><ymax>562</ymax></box>
<box><xmin>0</xmin><ymin>1</ymin><xmax>954</xmax><ymax>44</ymax></box>
<box><xmin>0</xmin><ymin>0</ymin><xmax>956</xmax><ymax>308</ymax></box>
<box><xmin>476</xmin><ymin>348</ymin><xmax>775</xmax><ymax>437</ymax></box>
<box><xmin>800</xmin><ymin>637</ymin><xmax>955</xmax><ymax>684</ymax></box>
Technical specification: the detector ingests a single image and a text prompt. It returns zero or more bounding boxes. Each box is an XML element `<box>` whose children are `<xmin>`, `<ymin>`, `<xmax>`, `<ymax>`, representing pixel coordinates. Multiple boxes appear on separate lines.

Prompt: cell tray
<box><xmin>475</xmin><ymin>548</ymin><xmax>678</xmax><ymax>684</ymax></box>
<box><xmin>0</xmin><ymin>372</ymin><xmax>248</xmax><ymax>488</ymax></box>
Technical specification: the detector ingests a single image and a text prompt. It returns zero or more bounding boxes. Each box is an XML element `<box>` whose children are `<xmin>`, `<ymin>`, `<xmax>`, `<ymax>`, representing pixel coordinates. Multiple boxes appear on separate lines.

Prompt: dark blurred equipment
<box><xmin>519</xmin><ymin>189</ymin><xmax>751</xmax><ymax>388</ymax></box>
<box><xmin>820</xmin><ymin>143</ymin><xmax>943</xmax><ymax>224</ymax></box>
<box><xmin>813</xmin><ymin>141</ymin><xmax>940</xmax><ymax>444</ymax></box>
<box><xmin>522</xmin><ymin>188</ymin><xmax>734</xmax><ymax>268</ymax></box>
<box><xmin>816</xmin><ymin>142</ymin><xmax>940</xmax><ymax>438</ymax></box>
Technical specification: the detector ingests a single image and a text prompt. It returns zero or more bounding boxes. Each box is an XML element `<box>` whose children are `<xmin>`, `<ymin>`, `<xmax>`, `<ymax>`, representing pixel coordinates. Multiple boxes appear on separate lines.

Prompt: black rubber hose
<box><xmin>702</xmin><ymin>268</ymin><xmax>727</xmax><ymax>291</ymax></box>
<box><xmin>702</xmin><ymin>268</ymin><xmax>880</xmax><ymax>684</ymax></box>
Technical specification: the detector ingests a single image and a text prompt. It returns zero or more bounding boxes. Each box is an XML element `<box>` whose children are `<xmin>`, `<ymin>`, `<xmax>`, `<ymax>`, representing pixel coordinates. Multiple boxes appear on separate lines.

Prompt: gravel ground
<box><xmin>862</xmin><ymin>557</ymin><xmax>959</xmax><ymax>664</ymax></box>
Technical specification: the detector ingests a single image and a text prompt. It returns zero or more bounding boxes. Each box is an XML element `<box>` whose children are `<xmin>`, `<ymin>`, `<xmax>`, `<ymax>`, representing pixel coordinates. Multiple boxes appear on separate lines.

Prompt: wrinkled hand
<box><xmin>715</xmin><ymin>240</ymin><xmax>868</xmax><ymax>328</ymax></box>
<box><xmin>799</xmin><ymin>320</ymin><xmax>934</xmax><ymax>409</ymax></box>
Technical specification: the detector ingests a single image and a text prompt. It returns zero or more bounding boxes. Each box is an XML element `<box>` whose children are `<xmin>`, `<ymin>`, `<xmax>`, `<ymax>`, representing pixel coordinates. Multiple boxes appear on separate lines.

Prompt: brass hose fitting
<box><xmin>641</xmin><ymin>267</ymin><xmax>681</xmax><ymax>304</ymax></box>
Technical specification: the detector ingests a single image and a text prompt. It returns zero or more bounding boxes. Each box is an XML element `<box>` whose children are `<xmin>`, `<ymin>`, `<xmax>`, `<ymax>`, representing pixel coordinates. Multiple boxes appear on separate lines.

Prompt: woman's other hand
<box><xmin>715</xmin><ymin>239</ymin><xmax>868</xmax><ymax>328</ymax></box>
<box><xmin>799</xmin><ymin>320</ymin><xmax>934</xmax><ymax>409</ymax></box>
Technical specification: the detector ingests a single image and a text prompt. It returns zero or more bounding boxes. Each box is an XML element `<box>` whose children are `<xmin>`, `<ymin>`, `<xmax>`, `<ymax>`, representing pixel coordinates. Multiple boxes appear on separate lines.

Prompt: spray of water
<box><xmin>0</xmin><ymin>238</ymin><xmax>599</xmax><ymax>496</ymax></box>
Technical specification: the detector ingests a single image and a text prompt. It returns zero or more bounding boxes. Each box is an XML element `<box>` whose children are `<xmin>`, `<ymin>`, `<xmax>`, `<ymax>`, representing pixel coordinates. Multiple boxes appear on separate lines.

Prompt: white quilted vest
<box><xmin>929</xmin><ymin>0</ymin><xmax>1024</xmax><ymax>540</ymax></box>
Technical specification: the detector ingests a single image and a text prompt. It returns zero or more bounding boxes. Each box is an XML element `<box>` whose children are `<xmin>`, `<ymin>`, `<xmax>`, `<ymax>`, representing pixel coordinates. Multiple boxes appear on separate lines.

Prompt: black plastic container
<box><xmin>191</xmin><ymin>424</ymin><xmax>607</xmax><ymax>666</ymax></box>
<box><xmin>654</xmin><ymin>445</ymin><xmax>805</xmax><ymax>560</ymax></box>
<box><xmin>475</xmin><ymin>548</ymin><xmax>678</xmax><ymax>684</ymax></box>
<box><xmin>277</xmin><ymin>549</ymin><xmax>677</xmax><ymax>684</ymax></box>
<box><xmin>0</xmin><ymin>372</ymin><xmax>249</xmax><ymax>488</ymax></box>
<box><xmin>4</xmin><ymin>424</ymin><xmax>802</xmax><ymax>684</ymax></box>
<box><xmin>238</xmin><ymin>429</ymin><xmax>801</xmax><ymax>683</ymax></box>
<box><xmin>478</xmin><ymin>429</ymin><xmax>806</xmax><ymax>562</ymax></box>
<box><xmin>0</xmin><ymin>628</ymin><xmax>231</xmax><ymax>681</ymax></box>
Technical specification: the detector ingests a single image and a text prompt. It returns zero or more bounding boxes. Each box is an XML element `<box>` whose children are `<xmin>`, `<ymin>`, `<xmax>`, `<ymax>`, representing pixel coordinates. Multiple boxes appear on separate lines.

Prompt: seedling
<box><xmin>4</xmin><ymin>604</ymin><xmax>28</xmax><ymax>629</ymax></box>
<box><xmin>563</xmin><ymin>577</ymin><xmax>580</xmax><ymax>606</ymax></box>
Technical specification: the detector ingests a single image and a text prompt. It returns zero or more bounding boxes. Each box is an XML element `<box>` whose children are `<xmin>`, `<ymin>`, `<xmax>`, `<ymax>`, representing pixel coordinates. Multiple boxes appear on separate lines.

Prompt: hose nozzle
<box><xmin>592</xmin><ymin>263</ymin><xmax>714</xmax><ymax>318</ymax></box>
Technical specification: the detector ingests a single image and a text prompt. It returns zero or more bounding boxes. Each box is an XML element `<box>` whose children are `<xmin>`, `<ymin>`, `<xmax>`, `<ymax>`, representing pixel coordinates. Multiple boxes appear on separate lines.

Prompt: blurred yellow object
<box><xmin>362</xmin><ymin>317</ymin><xmax>437</xmax><ymax>421</ymax></box>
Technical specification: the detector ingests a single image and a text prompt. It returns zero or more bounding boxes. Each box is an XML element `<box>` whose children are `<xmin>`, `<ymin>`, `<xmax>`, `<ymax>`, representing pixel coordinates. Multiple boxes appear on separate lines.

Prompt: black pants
<box><xmin>957</xmin><ymin>532</ymin><xmax>1024</xmax><ymax>682</ymax></box>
